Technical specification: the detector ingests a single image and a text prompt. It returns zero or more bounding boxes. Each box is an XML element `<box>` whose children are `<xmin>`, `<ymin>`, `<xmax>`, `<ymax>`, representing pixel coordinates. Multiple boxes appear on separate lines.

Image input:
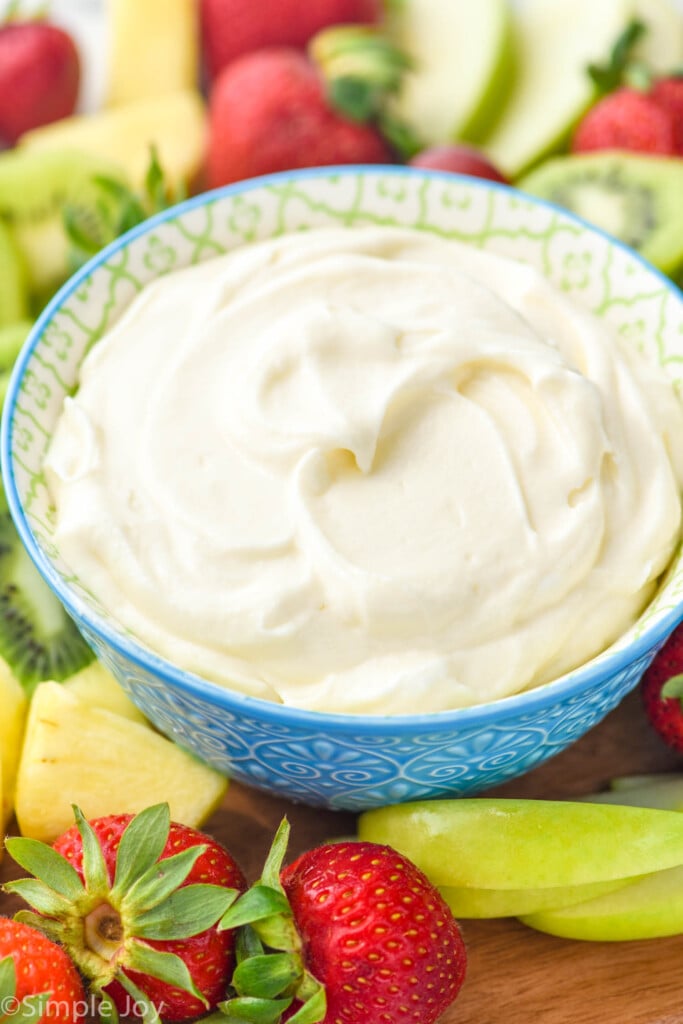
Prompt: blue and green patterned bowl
<box><xmin>3</xmin><ymin>167</ymin><xmax>683</xmax><ymax>811</ymax></box>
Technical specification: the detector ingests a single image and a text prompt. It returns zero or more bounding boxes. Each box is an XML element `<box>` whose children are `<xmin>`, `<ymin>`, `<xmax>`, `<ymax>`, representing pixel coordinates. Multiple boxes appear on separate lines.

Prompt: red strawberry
<box><xmin>410</xmin><ymin>144</ymin><xmax>509</xmax><ymax>183</ymax></box>
<box><xmin>641</xmin><ymin>623</ymin><xmax>683</xmax><ymax>752</ymax></box>
<box><xmin>206</xmin><ymin>47</ymin><xmax>392</xmax><ymax>188</ymax></box>
<box><xmin>218</xmin><ymin>821</ymin><xmax>467</xmax><ymax>1024</ymax></box>
<box><xmin>200</xmin><ymin>0</ymin><xmax>381</xmax><ymax>82</ymax></box>
<box><xmin>4</xmin><ymin>804</ymin><xmax>247</xmax><ymax>1022</ymax></box>
<box><xmin>0</xmin><ymin>918</ymin><xmax>85</xmax><ymax>1024</ymax></box>
<box><xmin>650</xmin><ymin>77</ymin><xmax>683</xmax><ymax>153</ymax></box>
<box><xmin>571</xmin><ymin>87</ymin><xmax>679</xmax><ymax>156</ymax></box>
<box><xmin>0</xmin><ymin>20</ymin><xmax>80</xmax><ymax>146</ymax></box>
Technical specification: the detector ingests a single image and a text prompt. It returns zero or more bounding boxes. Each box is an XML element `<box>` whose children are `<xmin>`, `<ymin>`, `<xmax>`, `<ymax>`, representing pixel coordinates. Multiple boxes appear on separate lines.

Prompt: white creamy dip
<box><xmin>45</xmin><ymin>226</ymin><xmax>683</xmax><ymax>714</ymax></box>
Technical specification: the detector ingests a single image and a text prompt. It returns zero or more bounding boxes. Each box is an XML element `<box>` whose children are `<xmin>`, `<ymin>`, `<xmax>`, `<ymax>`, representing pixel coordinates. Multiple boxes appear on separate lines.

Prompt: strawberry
<box><xmin>571</xmin><ymin>86</ymin><xmax>680</xmax><ymax>156</ymax></box>
<box><xmin>641</xmin><ymin>623</ymin><xmax>683</xmax><ymax>753</ymax></box>
<box><xmin>217</xmin><ymin>820</ymin><xmax>467</xmax><ymax>1024</ymax></box>
<box><xmin>409</xmin><ymin>144</ymin><xmax>509</xmax><ymax>183</ymax></box>
<box><xmin>0</xmin><ymin>20</ymin><xmax>80</xmax><ymax>146</ymax></box>
<box><xmin>200</xmin><ymin>0</ymin><xmax>381</xmax><ymax>83</ymax></box>
<box><xmin>650</xmin><ymin>77</ymin><xmax>683</xmax><ymax>153</ymax></box>
<box><xmin>206</xmin><ymin>47</ymin><xmax>393</xmax><ymax>188</ymax></box>
<box><xmin>0</xmin><ymin>918</ymin><xmax>85</xmax><ymax>1024</ymax></box>
<box><xmin>4</xmin><ymin>804</ymin><xmax>247</xmax><ymax>1022</ymax></box>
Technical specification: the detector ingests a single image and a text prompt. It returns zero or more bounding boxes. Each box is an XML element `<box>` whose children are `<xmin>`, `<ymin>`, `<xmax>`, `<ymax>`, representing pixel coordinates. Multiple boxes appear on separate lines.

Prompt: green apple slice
<box><xmin>357</xmin><ymin>799</ymin><xmax>683</xmax><ymax>889</ymax></box>
<box><xmin>385</xmin><ymin>0</ymin><xmax>514</xmax><ymax>145</ymax></box>
<box><xmin>521</xmin><ymin>863</ymin><xmax>683</xmax><ymax>940</ymax></box>
<box><xmin>481</xmin><ymin>0</ymin><xmax>682</xmax><ymax>179</ymax></box>
<box><xmin>439</xmin><ymin>877</ymin><xmax>634</xmax><ymax>919</ymax></box>
<box><xmin>610</xmin><ymin>773</ymin><xmax>683</xmax><ymax>792</ymax></box>
<box><xmin>631</xmin><ymin>0</ymin><xmax>683</xmax><ymax>72</ymax></box>
<box><xmin>580</xmin><ymin>776</ymin><xmax>683</xmax><ymax>812</ymax></box>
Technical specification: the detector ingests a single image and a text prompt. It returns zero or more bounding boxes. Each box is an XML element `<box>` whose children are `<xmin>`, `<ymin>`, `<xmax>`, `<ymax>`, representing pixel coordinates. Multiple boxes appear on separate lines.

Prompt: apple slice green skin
<box><xmin>439</xmin><ymin>877</ymin><xmax>635</xmax><ymax>919</ymax></box>
<box><xmin>580</xmin><ymin>777</ymin><xmax>683</xmax><ymax>812</ymax></box>
<box><xmin>609</xmin><ymin>773</ymin><xmax>683</xmax><ymax>792</ymax></box>
<box><xmin>357</xmin><ymin>799</ymin><xmax>683</xmax><ymax>889</ymax></box>
<box><xmin>521</xmin><ymin>863</ymin><xmax>683</xmax><ymax>940</ymax></box>
<box><xmin>385</xmin><ymin>0</ymin><xmax>514</xmax><ymax>147</ymax></box>
<box><xmin>481</xmin><ymin>0</ymin><xmax>683</xmax><ymax>179</ymax></box>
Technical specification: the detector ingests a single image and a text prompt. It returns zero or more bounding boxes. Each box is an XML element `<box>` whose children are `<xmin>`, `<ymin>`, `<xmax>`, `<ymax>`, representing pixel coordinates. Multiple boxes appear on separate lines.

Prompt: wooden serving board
<box><xmin>2</xmin><ymin>689</ymin><xmax>682</xmax><ymax>1024</ymax></box>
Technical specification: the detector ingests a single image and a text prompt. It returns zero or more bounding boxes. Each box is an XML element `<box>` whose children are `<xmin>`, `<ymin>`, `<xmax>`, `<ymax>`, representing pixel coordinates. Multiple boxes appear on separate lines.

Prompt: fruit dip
<box><xmin>44</xmin><ymin>226</ymin><xmax>683</xmax><ymax>714</ymax></box>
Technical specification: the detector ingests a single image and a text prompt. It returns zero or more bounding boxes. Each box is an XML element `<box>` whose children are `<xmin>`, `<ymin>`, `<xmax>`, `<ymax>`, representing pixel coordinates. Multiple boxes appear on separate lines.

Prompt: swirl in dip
<box><xmin>45</xmin><ymin>226</ymin><xmax>683</xmax><ymax>714</ymax></box>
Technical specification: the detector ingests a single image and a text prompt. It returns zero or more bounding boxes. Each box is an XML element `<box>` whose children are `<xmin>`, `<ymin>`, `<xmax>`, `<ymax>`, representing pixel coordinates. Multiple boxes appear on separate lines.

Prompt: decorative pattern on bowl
<box><xmin>3</xmin><ymin>167</ymin><xmax>683</xmax><ymax>810</ymax></box>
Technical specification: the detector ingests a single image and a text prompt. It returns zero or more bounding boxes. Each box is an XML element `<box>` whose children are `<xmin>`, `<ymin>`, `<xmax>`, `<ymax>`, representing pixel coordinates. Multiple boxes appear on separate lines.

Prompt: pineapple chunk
<box><xmin>63</xmin><ymin>660</ymin><xmax>148</xmax><ymax>724</ymax></box>
<box><xmin>0</xmin><ymin>656</ymin><xmax>28</xmax><ymax>830</ymax></box>
<box><xmin>106</xmin><ymin>0</ymin><xmax>199</xmax><ymax>106</ymax></box>
<box><xmin>15</xmin><ymin>681</ymin><xmax>227</xmax><ymax>842</ymax></box>
<box><xmin>20</xmin><ymin>91</ymin><xmax>207</xmax><ymax>193</ymax></box>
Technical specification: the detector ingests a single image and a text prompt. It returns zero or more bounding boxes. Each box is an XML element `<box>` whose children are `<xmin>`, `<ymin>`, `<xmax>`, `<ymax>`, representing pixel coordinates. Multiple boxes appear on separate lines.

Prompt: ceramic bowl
<box><xmin>3</xmin><ymin>166</ymin><xmax>683</xmax><ymax>811</ymax></box>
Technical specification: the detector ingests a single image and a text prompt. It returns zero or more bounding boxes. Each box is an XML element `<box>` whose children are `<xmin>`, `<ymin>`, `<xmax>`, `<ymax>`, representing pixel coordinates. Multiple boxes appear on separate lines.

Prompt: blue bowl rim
<box><xmin>3</xmin><ymin>163</ymin><xmax>683</xmax><ymax>736</ymax></box>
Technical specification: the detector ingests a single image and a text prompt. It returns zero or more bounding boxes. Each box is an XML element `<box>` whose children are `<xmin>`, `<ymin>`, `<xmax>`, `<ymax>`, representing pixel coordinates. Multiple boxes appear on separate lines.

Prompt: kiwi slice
<box><xmin>0</xmin><ymin>485</ymin><xmax>94</xmax><ymax>696</ymax></box>
<box><xmin>0</xmin><ymin>148</ymin><xmax>129</xmax><ymax>302</ymax></box>
<box><xmin>0</xmin><ymin>315</ymin><xmax>94</xmax><ymax>693</ymax></box>
<box><xmin>0</xmin><ymin>219</ymin><xmax>29</xmax><ymax>328</ymax></box>
<box><xmin>519</xmin><ymin>152</ymin><xmax>683</xmax><ymax>279</ymax></box>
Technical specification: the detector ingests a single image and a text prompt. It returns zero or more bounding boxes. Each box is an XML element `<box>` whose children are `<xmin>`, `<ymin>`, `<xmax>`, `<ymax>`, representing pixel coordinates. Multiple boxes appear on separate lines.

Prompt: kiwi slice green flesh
<box><xmin>0</xmin><ymin>148</ymin><xmax>129</xmax><ymax>297</ymax></box>
<box><xmin>0</xmin><ymin>219</ymin><xmax>29</xmax><ymax>328</ymax></box>
<box><xmin>0</xmin><ymin>490</ymin><xmax>94</xmax><ymax>696</ymax></box>
<box><xmin>519</xmin><ymin>152</ymin><xmax>683</xmax><ymax>278</ymax></box>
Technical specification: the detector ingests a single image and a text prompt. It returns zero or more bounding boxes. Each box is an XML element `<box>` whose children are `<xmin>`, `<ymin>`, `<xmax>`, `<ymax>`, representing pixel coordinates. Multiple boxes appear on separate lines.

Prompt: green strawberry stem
<box><xmin>309</xmin><ymin>24</ymin><xmax>422</xmax><ymax>159</ymax></box>
<box><xmin>218</xmin><ymin>820</ymin><xmax>326</xmax><ymax>1024</ymax></box>
<box><xmin>587</xmin><ymin>19</ymin><xmax>651</xmax><ymax>94</ymax></box>
<box><xmin>3</xmin><ymin>804</ymin><xmax>236</xmax><ymax>1005</ymax></box>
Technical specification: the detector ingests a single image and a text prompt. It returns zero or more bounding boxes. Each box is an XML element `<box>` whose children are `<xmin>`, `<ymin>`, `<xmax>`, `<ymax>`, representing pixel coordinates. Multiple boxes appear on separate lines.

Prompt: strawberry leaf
<box><xmin>218</xmin><ymin>995</ymin><xmax>293</xmax><ymax>1024</ymax></box>
<box><xmin>0</xmin><ymin>955</ymin><xmax>16</xmax><ymax>1004</ymax></box>
<box><xmin>9</xmin><ymin>993</ymin><xmax>51</xmax><ymax>1024</ymax></box>
<box><xmin>133</xmin><ymin>884</ymin><xmax>239</xmax><ymax>940</ymax></box>
<box><xmin>98</xmin><ymin>991</ymin><xmax>119</xmax><ymax>1024</ymax></box>
<box><xmin>661</xmin><ymin>673</ymin><xmax>683</xmax><ymax>701</ymax></box>
<box><xmin>114</xmin><ymin>972</ymin><xmax>161</xmax><ymax>1024</ymax></box>
<box><xmin>124</xmin><ymin>944</ymin><xmax>208</xmax><ymax>1006</ymax></box>
<box><xmin>120</xmin><ymin>845</ymin><xmax>206</xmax><ymax>915</ymax></box>
<box><xmin>73</xmin><ymin>806</ymin><xmax>110</xmax><ymax>895</ymax></box>
<box><xmin>284</xmin><ymin>987</ymin><xmax>326</xmax><ymax>1024</ymax></box>
<box><xmin>4</xmin><ymin>837</ymin><xmax>85</xmax><ymax>901</ymax></box>
<box><xmin>220</xmin><ymin>886</ymin><xmax>291</xmax><ymax>931</ymax></box>
<box><xmin>232</xmin><ymin>953</ymin><xmax>302</xmax><ymax>1000</ymax></box>
<box><xmin>1</xmin><ymin>877</ymin><xmax>73</xmax><ymax>917</ymax></box>
<box><xmin>260</xmin><ymin>820</ymin><xmax>289</xmax><ymax>892</ymax></box>
<box><xmin>11</xmin><ymin>911</ymin><xmax>64</xmax><ymax>944</ymax></box>
<box><xmin>235</xmin><ymin>925</ymin><xmax>265</xmax><ymax>963</ymax></box>
<box><xmin>110</xmin><ymin>804</ymin><xmax>171</xmax><ymax>900</ymax></box>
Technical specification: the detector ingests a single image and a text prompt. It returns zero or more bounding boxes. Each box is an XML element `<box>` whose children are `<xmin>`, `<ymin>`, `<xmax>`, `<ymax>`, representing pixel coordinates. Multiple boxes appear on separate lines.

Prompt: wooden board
<box><xmin>2</xmin><ymin>688</ymin><xmax>682</xmax><ymax>1023</ymax></box>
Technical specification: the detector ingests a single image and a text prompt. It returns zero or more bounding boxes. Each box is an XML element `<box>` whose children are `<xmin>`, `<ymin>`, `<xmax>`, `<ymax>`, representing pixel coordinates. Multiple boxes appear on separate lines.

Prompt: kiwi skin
<box><xmin>518</xmin><ymin>152</ymin><xmax>683</xmax><ymax>279</ymax></box>
<box><xmin>0</xmin><ymin>486</ymin><xmax>95</xmax><ymax>697</ymax></box>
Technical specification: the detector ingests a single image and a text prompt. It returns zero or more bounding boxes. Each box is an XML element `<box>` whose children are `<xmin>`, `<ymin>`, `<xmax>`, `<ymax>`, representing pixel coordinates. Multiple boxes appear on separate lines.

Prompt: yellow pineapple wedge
<box><xmin>106</xmin><ymin>0</ymin><xmax>199</xmax><ymax>106</ymax></box>
<box><xmin>20</xmin><ymin>91</ymin><xmax>207</xmax><ymax>193</ymax></box>
<box><xmin>15</xmin><ymin>681</ymin><xmax>228</xmax><ymax>842</ymax></box>
<box><xmin>0</xmin><ymin>656</ymin><xmax>28</xmax><ymax>833</ymax></box>
<box><xmin>62</xmin><ymin>659</ymin><xmax>148</xmax><ymax>724</ymax></box>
